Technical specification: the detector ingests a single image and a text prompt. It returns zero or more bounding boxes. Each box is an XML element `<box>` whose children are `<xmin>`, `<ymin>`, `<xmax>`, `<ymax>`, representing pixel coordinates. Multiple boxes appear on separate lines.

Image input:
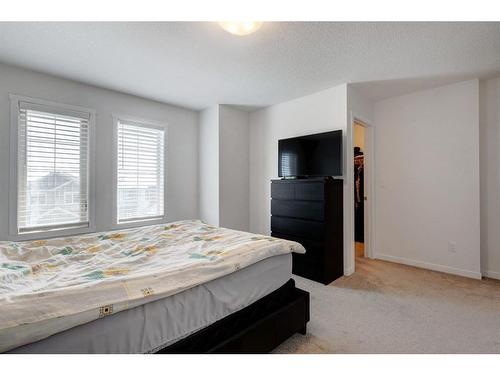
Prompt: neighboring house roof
<box><xmin>29</xmin><ymin>171</ymin><xmax>79</xmax><ymax>193</ymax></box>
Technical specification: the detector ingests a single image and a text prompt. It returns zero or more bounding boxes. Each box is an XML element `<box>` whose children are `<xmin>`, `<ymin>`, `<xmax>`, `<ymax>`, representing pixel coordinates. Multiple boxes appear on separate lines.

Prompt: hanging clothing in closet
<box><xmin>354</xmin><ymin>148</ymin><xmax>364</xmax><ymax>242</ymax></box>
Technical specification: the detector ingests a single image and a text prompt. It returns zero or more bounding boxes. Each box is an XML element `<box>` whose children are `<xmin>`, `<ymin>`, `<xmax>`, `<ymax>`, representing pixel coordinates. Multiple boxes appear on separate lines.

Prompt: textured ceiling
<box><xmin>0</xmin><ymin>22</ymin><xmax>499</xmax><ymax>110</ymax></box>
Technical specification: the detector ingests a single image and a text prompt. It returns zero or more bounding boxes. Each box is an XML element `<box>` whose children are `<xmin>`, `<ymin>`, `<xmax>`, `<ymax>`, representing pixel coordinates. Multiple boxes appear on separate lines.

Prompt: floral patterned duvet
<box><xmin>0</xmin><ymin>220</ymin><xmax>305</xmax><ymax>352</ymax></box>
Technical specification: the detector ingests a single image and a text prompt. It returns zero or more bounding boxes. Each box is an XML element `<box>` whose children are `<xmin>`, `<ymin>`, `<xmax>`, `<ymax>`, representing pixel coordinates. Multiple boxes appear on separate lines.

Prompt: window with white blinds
<box><xmin>116</xmin><ymin>121</ymin><xmax>165</xmax><ymax>223</ymax></box>
<box><xmin>17</xmin><ymin>101</ymin><xmax>90</xmax><ymax>233</ymax></box>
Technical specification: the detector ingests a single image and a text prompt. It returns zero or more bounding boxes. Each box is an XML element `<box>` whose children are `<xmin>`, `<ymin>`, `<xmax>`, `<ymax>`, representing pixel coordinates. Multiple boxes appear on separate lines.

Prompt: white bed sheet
<box><xmin>9</xmin><ymin>253</ymin><xmax>292</xmax><ymax>353</ymax></box>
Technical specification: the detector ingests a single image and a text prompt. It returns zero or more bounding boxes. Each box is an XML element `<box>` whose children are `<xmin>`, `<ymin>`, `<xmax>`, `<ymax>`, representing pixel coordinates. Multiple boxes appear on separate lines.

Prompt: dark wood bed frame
<box><xmin>156</xmin><ymin>279</ymin><xmax>310</xmax><ymax>353</ymax></box>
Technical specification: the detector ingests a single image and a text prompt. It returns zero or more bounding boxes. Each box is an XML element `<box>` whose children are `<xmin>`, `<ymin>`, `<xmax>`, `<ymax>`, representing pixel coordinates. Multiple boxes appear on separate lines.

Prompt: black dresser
<box><xmin>271</xmin><ymin>177</ymin><xmax>344</xmax><ymax>284</ymax></box>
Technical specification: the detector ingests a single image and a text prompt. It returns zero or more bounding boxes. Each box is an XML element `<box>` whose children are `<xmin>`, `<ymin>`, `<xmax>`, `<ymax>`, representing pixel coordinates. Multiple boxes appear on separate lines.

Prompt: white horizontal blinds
<box><xmin>117</xmin><ymin>121</ymin><xmax>165</xmax><ymax>223</ymax></box>
<box><xmin>17</xmin><ymin>101</ymin><xmax>90</xmax><ymax>233</ymax></box>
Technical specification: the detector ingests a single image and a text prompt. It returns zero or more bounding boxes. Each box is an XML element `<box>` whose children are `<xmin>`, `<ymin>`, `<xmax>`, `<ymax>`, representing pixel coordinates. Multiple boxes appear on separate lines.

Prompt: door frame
<box><xmin>349</xmin><ymin>113</ymin><xmax>375</xmax><ymax>272</ymax></box>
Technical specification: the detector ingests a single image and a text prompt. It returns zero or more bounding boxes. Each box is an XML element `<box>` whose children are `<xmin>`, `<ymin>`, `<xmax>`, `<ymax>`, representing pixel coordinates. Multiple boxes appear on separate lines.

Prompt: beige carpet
<box><xmin>273</xmin><ymin>256</ymin><xmax>500</xmax><ymax>353</ymax></box>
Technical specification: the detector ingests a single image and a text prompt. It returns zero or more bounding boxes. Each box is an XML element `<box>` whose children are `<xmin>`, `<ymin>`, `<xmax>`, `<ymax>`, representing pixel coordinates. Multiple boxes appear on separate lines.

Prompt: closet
<box><xmin>353</xmin><ymin>121</ymin><xmax>366</xmax><ymax>258</ymax></box>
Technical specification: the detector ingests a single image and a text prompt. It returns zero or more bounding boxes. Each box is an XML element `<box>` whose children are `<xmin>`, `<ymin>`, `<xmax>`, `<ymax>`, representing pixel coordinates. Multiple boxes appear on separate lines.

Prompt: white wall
<box><xmin>479</xmin><ymin>77</ymin><xmax>500</xmax><ymax>280</ymax></box>
<box><xmin>219</xmin><ymin>105</ymin><xmax>249</xmax><ymax>231</ymax></box>
<box><xmin>199</xmin><ymin>105</ymin><xmax>220</xmax><ymax>226</ymax></box>
<box><xmin>248</xmin><ymin>84</ymin><xmax>351</xmax><ymax>271</ymax></box>
<box><xmin>347</xmin><ymin>86</ymin><xmax>375</xmax><ymax>126</ymax></box>
<box><xmin>373</xmin><ymin>80</ymin><xmax>481</xmax><ymax>278</ymax></box>
<box><xmin>0</xmin><ymin>63</ymin><xmax>199</xmax><ymax>239</ymax></box>
<box><xmin>198</xmin><ymin>104</ymin><xmax>250</xmax><ymax>230</ymax></box>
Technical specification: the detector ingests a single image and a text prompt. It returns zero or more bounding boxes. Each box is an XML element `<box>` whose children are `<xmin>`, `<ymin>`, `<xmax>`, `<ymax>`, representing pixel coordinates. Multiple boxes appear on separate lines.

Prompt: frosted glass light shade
<box><xmin>219</xmin><ymin>21</ymin><xmax>263</xmax><ymax>36</ymax></box>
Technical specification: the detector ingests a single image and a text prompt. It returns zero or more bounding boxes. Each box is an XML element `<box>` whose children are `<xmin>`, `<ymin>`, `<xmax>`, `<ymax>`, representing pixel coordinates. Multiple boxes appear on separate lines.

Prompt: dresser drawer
<box><xmin>272</xmin><ymin>232</ymin><xmax>324</xmax><ymax>260</ymax></box>
<box><xmin>292</xmin><ymin>253</ymin><xmax>322</xmax><ymax>281</ymax></box>
<box><xmin>271</xmin><ymin>216</ymin><xmax>324</xmax><ymax>240</ymax></box>
<box><xmin>294</xmin><ymin>182</ymin><xmax>324</xmax><ymax>201</ymax></box>
<box><xmin>271</xmin><ymin>200</ymin><xmax>324</xmax><ymax>221</ymax></box>
<box><xmin>271</xmin><ymin>182</ymin><xmax>295</xmax><ymax>200</ymax></box>
<box><xmin>271</xmin><ymin>181</ymin><xmax>324</xmax><ymax>201</ymax></box>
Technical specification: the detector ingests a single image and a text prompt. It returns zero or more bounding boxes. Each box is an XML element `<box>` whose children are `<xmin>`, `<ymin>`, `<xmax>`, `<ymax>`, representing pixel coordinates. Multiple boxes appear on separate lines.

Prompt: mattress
<box><xmin>1</xmin><ymin>220</ymin><xmax>305</xmax><ymax>352</ymax></box>
<box><xmin>9</xmin><ymin>253</ymin><xmax>292</xmax><ymax>353</ymax></box>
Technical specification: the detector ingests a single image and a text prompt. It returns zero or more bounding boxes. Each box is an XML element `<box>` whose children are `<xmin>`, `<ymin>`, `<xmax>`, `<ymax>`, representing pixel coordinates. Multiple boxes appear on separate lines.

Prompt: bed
<box><xmin>0</xmin><ymin>220</ymin><xmax>309</xmax><ymax>353</ymax></box>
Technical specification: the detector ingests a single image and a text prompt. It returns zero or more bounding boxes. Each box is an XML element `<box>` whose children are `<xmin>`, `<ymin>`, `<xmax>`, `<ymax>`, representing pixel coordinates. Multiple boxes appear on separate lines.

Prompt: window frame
<box><xmin>8</xmin><ymin>94</ymin><xmax>96</xmax><ymax>240</ymax></box>
<box><xmin>112</xmin><ymin>114</ymin><xmax>168</xmax><ymax>229</ymax></box>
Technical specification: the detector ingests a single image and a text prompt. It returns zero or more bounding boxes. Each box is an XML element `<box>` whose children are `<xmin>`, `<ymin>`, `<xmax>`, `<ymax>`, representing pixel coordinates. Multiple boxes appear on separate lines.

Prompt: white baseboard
<box><xmin>483</xmin><ymin>270</ymin><xmax>500</xmax><ymax>280</ymax></box>
<box><xmin>374</xmin><ymin>253</ymin><xmax>482</xmax><ymax>280</ymax></box>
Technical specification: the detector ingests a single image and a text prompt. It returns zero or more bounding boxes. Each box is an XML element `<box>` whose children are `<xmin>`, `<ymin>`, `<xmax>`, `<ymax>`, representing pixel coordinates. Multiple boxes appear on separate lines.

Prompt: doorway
<box><xmin>351</xmin><ymin>118</ymin><xmax>373</xmax><ymax>266</ymax></box>
<box><xmin>353</xmin><ymin>121</ymin><xmax>366</xmax><ymax>259</ymax></box>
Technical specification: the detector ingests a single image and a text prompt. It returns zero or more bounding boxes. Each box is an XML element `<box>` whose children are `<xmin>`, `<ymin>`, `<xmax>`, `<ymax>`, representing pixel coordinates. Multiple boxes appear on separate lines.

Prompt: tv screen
<box><xmin>278</xmin><ymin>130</ymin><xmax>342</xmax><ymax>177</ymax></box>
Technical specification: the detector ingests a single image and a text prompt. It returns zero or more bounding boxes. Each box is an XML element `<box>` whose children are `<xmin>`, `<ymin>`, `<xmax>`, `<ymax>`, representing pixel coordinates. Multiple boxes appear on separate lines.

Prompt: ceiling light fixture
<box><xmin>219</xmin><ymin>21</ymin><xmax>263</xmax><ymax>36</ymax></box>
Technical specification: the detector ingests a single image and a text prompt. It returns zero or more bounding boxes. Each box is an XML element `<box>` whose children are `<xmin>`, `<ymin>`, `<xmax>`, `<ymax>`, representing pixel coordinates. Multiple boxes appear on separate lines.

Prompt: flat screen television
<box><xmin>278</xmin><ymin>130</ymin><xmax>343</xmax><ymax>178</ymax></box>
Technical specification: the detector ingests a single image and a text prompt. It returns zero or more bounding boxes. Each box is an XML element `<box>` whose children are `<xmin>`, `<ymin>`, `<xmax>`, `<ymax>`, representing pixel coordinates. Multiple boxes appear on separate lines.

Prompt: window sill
<box><xmin>112</xmin><ymin>216</ymin><xmax>167</xmax><ymax>231</ymax></box>
<box><xmin>8</xmin><ymin>224</ymin><xmax>96</xmax><ymax>242</ymax></box>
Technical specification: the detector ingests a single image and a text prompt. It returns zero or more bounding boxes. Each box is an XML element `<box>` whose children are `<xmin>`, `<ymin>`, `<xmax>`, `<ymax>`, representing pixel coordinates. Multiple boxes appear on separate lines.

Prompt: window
<box><xmin>13</xmin><ymin>98</ymin><xmax>93</xmax><ymax>234</ymax></box>
<box><xmin>116</xmin><ymin>119</ymin><xmax>165</xmax><ymax>224</ymax></box>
